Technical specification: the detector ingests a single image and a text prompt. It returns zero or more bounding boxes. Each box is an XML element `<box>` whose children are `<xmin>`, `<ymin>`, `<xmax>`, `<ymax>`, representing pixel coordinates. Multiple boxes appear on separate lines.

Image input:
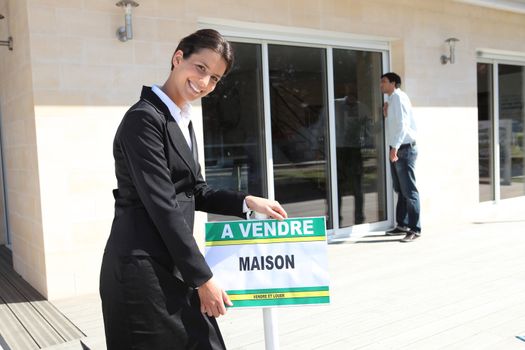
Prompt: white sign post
<box><xmin>204</xmin><ymin>216</ymin><xmax>330</xmax><ymax>349</ymax></box>
<box><xmin>263</xmin><ymin>307</ymin><xmax>279</xmax><ymax>350</ymax></box>
<box><xmin>256</xmin><ymin>212</ymin><xmax>280</xmax><ymax>350</ymax></box>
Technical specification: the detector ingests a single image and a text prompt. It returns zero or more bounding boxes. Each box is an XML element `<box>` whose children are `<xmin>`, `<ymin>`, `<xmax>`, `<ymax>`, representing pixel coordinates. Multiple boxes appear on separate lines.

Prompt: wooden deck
<box><xmin>0</xmin><ymin>245</ymin><xmax>86</xmax><ymax>349</ymax></box>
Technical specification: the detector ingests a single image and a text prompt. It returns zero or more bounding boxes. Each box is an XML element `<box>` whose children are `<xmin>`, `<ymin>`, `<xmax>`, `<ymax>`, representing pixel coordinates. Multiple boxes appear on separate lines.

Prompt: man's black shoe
<box><xmin>400</xmin><ymin>231</ymin><xmax>420</xmax><ymax>243</ymax></box>
<box><xmin>385</xmin><ymin>226</ymin><xmax>408</xmax><ymax>236</ymax></box>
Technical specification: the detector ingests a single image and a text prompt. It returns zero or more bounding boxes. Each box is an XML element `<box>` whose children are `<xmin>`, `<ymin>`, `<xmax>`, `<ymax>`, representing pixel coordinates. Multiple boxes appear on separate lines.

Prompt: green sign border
<box><xmin>205</xmin><ymin>217</ymin><xmax>326</xmax><ymax>243</ymax></box>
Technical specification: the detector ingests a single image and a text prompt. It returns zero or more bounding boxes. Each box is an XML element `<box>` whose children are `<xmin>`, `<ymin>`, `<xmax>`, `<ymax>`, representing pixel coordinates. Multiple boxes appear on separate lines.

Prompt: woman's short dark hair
<box><xmin>381</xmin><ymin>72</ymin><xmax>402</xmax><ymax>88</ymax></box>
<box><xmin>171</xmin><ymin>29</ymin><xmax>234</xmax><ymax>75</ymax></box>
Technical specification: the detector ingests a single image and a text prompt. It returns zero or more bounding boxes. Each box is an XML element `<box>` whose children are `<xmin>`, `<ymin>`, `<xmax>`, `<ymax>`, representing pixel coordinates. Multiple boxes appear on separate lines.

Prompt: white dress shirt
<box><xmin>152</xmin><ymin>85</ymin><xmax>193</xmax><ymax>150</ymax></box>
<box><xmin>385</xmin><ymin>88</ymin><xmax>417</xmax><ymax>149</ymax></box>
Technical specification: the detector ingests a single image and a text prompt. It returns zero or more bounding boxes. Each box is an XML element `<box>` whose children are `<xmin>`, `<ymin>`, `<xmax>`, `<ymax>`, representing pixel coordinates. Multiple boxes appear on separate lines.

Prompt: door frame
<box><xmin>0</xmin><ymin>104</ymin><xmax>10</xmax><ymax>248</ymax></box>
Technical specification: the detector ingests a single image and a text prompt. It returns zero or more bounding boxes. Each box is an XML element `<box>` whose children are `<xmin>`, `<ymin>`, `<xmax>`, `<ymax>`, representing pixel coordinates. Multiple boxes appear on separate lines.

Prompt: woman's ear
<box><xmin>172</xmin><ymin>50</ymin><xmax>184</xmax><ymax>67</ymax></box>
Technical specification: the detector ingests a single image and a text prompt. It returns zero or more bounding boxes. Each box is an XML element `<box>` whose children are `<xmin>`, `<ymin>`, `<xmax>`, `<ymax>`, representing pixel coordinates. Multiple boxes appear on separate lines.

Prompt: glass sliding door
<box><xmin>477</xmin><ymin>62</ymin><xmax>525</xmax><ymax>202</ymax></box>
<box><xmin>332</xmin><ymin>49</ymin><xmax>386</xmax><ymax>227</ymax></box>
<box><xmin>477</xmin><ymin>63</ymin><xmax>495</xmax><ymax>202</ymax></box>
<box><xmin>499</xmin><ymin>64</ymin><xmax>525</xmax><ymax>199</ymax></box>
<box><xmin>202</xmin><ymin>39</ymin><xmax>390</xmax><ymax>232</ymax></box>
<box><xmin>267</xmin><ymin>45</ymin><xmax>332</xmax><ymax>227</ymax></box>
<box><xmin>202</xmin><ymin>42</ymin><xmax>266</xmax><ymax>221</ymax></box>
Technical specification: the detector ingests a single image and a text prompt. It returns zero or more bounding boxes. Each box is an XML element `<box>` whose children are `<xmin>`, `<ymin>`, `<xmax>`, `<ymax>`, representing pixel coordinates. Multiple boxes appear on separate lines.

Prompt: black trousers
<box><xmin>99</xmin><ymin>253</ymin><xmax>226</xmax><ymax>350</ymax></box>
<box><xmin>336</xmin><ymin>147</ymin><xmax>365</xmax><ymax>224</ymax></box>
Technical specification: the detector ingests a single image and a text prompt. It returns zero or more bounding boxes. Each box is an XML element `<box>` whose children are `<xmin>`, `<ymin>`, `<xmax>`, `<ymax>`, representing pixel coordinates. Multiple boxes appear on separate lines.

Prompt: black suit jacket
<box><xmin>105</xmin><ymin>86</ymin><xmax>246</xmax><ymax>288</ymax></box>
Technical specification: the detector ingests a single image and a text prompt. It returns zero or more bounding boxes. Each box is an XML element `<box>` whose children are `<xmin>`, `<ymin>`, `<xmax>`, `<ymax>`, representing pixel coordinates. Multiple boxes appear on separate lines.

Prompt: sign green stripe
<box><xmin>231</xmin><ymin>296</ymin><xmax>330</xmax><ymax>308</ymax></box>
<box><xmin>205</xmin><ymin>217</ymin><xmax>326</xmax><ymax>242</ymax></box>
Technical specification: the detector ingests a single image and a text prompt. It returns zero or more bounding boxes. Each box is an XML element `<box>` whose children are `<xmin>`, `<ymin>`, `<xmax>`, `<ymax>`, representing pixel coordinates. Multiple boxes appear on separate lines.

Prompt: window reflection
<box><xmin>477</xmin><ymin>63</ymin><xmax>525</xmax><ymax>202</ymax></box>
<box><xmin>477</xmin><ymin>63</ymin><xmax>494</xmax><ymax>202</ymax></box>
<box><xmin>202</xmin><ymin>43</ymin><xmax>266</xmax><ymax>221</ymax></box>
<box><xmin>333</xmin><ymin>49</ymin><xmax>386</xmax><ymax>227</ymax></box>
<box><xmin>268</xmin><ymin>45</ymin><xmax>332</xmax><ymax>227</ymax></box>
<box><xmin>499</xmin><ymin>64</ymin><xmax>525</xmax><ymax>199</ymax></box>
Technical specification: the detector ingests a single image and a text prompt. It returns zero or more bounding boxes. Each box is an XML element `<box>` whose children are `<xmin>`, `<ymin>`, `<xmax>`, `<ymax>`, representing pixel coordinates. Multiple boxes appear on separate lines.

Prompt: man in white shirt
<box><xmin>380</xmin><ymin>72</ymin><xmax>421</xmax><ymax>242</ymax></box>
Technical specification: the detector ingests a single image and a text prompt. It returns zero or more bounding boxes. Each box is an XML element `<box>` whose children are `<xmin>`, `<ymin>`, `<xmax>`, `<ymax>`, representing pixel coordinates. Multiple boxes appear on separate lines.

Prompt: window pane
<box><xmin>333</xmin><ymin>49</ymin><xmax>386</xmax><ymax>227</ymax></box>
<box><xmin>268</xmin><ymin>45</ymin><xmax>332</xmax><ymax>228</ymax></box>
<box><xmin>477</xmin><ymin>63</ymin><xmax>494</xmax><ymax>202</ymax></box>
<box><xmin>499</xmin><ymin>64</ymin><xmax>525</xmax><ymax>199</ymax></box>
<box><xmin>202</xmin><ymin>43</ymin><xmax>266</xmax><ymax>221</ymax></box>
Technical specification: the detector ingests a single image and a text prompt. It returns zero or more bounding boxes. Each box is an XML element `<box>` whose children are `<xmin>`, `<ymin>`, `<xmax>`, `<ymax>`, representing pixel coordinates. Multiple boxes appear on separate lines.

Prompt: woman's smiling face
<box><xmin>170</xmin><ymin>48</ymin><xmax>226</xmax><ymax>107</ymax></box>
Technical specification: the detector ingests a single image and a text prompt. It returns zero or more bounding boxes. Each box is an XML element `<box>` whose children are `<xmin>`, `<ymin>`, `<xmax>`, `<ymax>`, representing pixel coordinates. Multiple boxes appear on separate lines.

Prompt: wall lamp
<box><xmin>116</xmin><ymin>0</ymin><xmax>139</xmax><ymax>42</ymax></box>
<box><xmin>441</xmin><ymin>37</ymin><xmax>459</xmax><ymax>64</ymax></box>
<box><xmin>0</xmin><ymin>13</ymin><xmax>13</xmax><ymax>51</ymax></box>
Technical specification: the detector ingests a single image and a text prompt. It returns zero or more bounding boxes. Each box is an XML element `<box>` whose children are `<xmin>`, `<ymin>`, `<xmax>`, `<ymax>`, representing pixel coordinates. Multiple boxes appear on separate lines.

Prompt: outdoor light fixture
<box><xmin>0</xmin><ymin>13</ymin><xmax>13</xmax><ymax>50</ymax></box>
<box><xmin>116</xmin><ymin>0</ymin><xmax>139</xmax><ymax>42</ymax></box>
<box><xmin>441</xmin><ymin>37</ymin><xmax>460</xmax><ymax>64</ymax></box>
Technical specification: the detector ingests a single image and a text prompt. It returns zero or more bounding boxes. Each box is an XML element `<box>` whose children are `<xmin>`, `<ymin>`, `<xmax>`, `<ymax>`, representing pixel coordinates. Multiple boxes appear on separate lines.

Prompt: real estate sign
<box><xmin>204</xmin><ymin>216</ymin><xmax>330</xmax><ymax>308</ymax></box>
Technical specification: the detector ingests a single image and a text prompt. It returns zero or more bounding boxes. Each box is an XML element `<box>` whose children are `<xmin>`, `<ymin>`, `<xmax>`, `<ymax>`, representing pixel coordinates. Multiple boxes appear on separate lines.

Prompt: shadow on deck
<box><xmin>0</xmin><ymin>245</ymin><xmax>87</xmax><ymax>349</ymax></box>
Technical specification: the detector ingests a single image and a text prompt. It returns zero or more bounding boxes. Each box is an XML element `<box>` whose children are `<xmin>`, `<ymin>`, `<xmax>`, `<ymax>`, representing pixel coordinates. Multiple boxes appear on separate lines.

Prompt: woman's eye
<box><xmin>211</xmin><ymin>76</ymin><xmax>219</xmax><ymax>83</ymax></box>
<box><xmin>196</xmin><ymin>64</ymin><xmax>206</xmax><ymax>72</ymax></box>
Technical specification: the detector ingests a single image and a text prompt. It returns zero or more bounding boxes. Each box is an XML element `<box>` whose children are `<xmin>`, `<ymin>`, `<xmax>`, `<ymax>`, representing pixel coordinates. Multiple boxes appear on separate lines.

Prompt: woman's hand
<box><xmin>245</xmin><ymin>196</ymin><xmax>288</xmax><ymax>221</ymax></box>
<box><xmin>198</xmin><ymin>277</ymin><xmax>233</xmax><ymax>318</ymax></box>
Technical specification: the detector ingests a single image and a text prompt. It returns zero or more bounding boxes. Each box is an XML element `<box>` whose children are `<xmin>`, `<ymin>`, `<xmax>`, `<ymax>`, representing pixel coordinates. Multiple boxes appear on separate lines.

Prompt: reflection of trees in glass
<box><xmin>269</xmin><ymin>45</ymin><xmax>327</xmax><ymax>167</ymax></box>
<box><xmin>270</xmin><ymin>78</ymin><xmax>326</xmax><ymax>163</ymax></box>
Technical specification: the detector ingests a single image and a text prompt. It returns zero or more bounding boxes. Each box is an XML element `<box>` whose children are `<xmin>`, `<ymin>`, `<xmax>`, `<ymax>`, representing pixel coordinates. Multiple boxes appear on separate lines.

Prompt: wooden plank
<box><xmin>29</xmin><ymin>300</ymin><xmax>85</xmax><ymax>342</ymax></box>
<box><xmin>0</xmin><ymin>248</ymin><xmax>85</xmax><ymax>346</ymax></box>
<box><xmin>0</xmin><ymin>259</ymin><xmax>85</xmax><ymax>341</ymax></box>
<box><xmin>0</xmin><ymin>299</ymin><xmax>38</xmax><ymax>350</ymax></box>
<box><xmin>0</xmin><ymin>246</ymin><xmax>85</xmax><ymax>349</ymax></box>
<box><xmin>0</xmin><ymin>272</ymin><xmax>64</xmax><ymax>348</ymax></box>
<box><xmin>0</xmin><ymin>258</ymin><xmax>85</xmax><ymax>341</ymax></box>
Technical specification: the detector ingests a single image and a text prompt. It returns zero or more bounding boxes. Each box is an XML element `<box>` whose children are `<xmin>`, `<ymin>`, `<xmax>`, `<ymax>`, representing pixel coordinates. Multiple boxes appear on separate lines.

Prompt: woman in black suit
<box><xmin>100</xmin><ymin>29</ymin><xmax>287</xmax><ymax>350</ymax></box>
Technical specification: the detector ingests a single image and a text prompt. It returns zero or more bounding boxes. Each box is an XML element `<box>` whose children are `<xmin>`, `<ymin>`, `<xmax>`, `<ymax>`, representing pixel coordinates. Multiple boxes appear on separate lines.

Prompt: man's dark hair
<box><xmin>170</xmin><ymin>29</ymin><xmax>234</xmax><ymax>75</ymax></box>
<box><xmin>381</xmin><ymin>72</ymin><xmax>402</xmax><ymax>88</ymax></box>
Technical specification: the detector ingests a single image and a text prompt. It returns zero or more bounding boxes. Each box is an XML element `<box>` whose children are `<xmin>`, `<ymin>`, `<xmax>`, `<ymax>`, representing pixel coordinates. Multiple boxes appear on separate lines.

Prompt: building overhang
<box><xmin>456</xmin><ymin>0</ymin><xmax>525</xmax><ymax>14</ymax></box>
